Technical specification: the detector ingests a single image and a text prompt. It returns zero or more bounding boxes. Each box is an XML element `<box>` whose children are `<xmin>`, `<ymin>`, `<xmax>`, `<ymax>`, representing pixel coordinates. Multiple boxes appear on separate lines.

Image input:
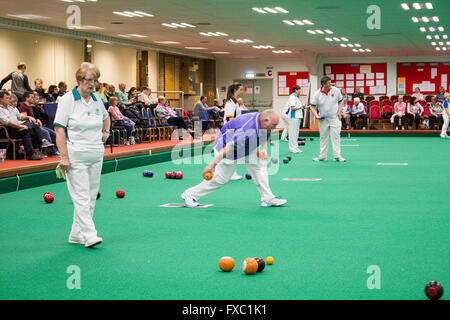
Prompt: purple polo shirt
<box><xmin>215</xmin><ymin>112</ymin><xmax>270</xmax><ymax>160</ymax></box>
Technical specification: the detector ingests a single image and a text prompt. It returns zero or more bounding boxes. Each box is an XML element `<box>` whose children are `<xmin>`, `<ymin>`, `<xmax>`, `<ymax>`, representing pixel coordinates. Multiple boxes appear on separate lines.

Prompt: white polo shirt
<box><xmin>224</xmin><ymin>98</ymin><xmax>239</xmax><ymax>123</ymax></box>
<box><xmin>54</xmin><ymin>87</ymin><xmax>109</xmax><ymax>148</ymax></box>
<box><xmin>286</xmin><ymin>93</ymin><xmax>303</xmax><ymax>119</ymax></box>
<box><xmin>310</xmin><ymin>86</ymin><xmax>343</xmax><ymax>118</ymax></box>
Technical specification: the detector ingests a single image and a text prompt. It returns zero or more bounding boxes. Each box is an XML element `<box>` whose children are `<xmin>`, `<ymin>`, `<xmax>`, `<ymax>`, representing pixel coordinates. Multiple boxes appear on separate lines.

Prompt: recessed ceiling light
<box><xmin>340</xmin><ymin>37</ymin><xmax>349</xmax><ymax>41</ymax></box>
<box><xmin>340</xmin><ymin>44</ymin><xmax>347</xmax><ymax>47</ymax></box>
<box><xmin>333</xmin><ymin>37</ymin><xmax>341</xmax><ymax>41</ymax></box>
<box><xmin>425</xmin><ymin>2</ymin><xmax>433</xmax><ymax>9</ymax></box>
<box><xmin>432</xmin><ymin>17</ymin><xmax>439</xmax><ymax>22</ymax></box>
<box><xmin>354</xmin><ymin>43</ymin><xmax>361</xmax><ymax>47</ymax></box>
<box><xmin>442</xmin><ymin>47</ymin><xmax>447</xmax><ymax>51</ymax></box>
<box><xmin>413</xmin><ymin>3</ymin><xmax>421</xmax><ymax>10</ymax></box>
<box><xmin>401</xmin><ymin>3</ymin><xmax>410</xmax><ymax>10</ymax></box>
<box><xmin>443</xmin><ymin>35</ymin><xmax>448</xmax><ymax>39</ymax></box>
<box><xmin>325</xmin><ymin>37</ymin><xmax>333</xmax><ymax>41</ymax></box>
<box><xmin>347</xmin><ymin>44</ymin><xmax>354</xmax><ymax>47</ymax></box>
<box><xmin>426</xmin><ymin>35</ymin><xmax>432</xmax><ymax>39</ymax></box>
<box><xmin>447</xmin><ymin>41</ymin><xmax>450</xmax><ymax>45</ymax></box>
<box><xmin>438</xmin><ymin>27</ymin><xmax>444</xmax><ymax>31</ymax></box>
<box><xmin>211</xmin><ymin>52</ymin><xmax>230</xmax><ymax>54</ymax></box>
<box><xmin>162</xmin><ymin>23</ymin><xmax>177</xmax><ymax>28</ymax></box>
<box><xmin>283</xmin><ymin>20</ymin><xmax>295</xmax><ymax>25</ymax></box>
<box><xmin>293</xmin><ymin>20</ymin><xmax>304</xmax><ymax>25</ymax></box>
<box><xmin>436</xmin><ymin>47</ymin><xmax>441</xmax><ymax>51</ymax></box>
<box><xmin>324</xmin><ymin>29</ymin><xmax>333</xmax><ymax>34</ymax></box>
<box><xmin>434</xmin><ymin>35</ymin><xmax>440</xmax><ymax>39</ymax></box>
<box><xmin>438</xmin><ymin>41</ymin><xmax>444</xmax><ymax>45</ymax></box>
<box><xmin>422</xmin><ymin>17</ymin><xmax>429</xmax><ymax>22</ymax></box>
<box><xmin>420</xmin><ymin>27</ymin><xmax>426</xmax><ymax>32</ymax></box>
<box><xmin>307</xmin><ymin>30</ymin><xmax>316</xmax><ymax>34</ymax></box>
<box><xmin>303</xmin><ymin>20</ymin><xmax>314</xmax><ymax>25</ymax></box>
<box><xmin>429</xmin><ymin>27</ymin><xmax>435</xmax><ymax>31</ymax></box>
<box><xmin>352</xmin><ymin>49</ymin><xmax>358</xmax><ymax>52</ymax></box>
<box><xmin>431</xmin><ymin>42</ymin><xmax>437</xmax><ymax>45</ymax></box>
<box><xmin>180</xmin><ymin>23</ymin><xmax>196</xmax><ymax>28</ymax></box>
<box><xmin>359</xmin><ymin>49</ymin><xmax>365</xmax><ymax>52</ymax></box>
<box><xmin>365</xmin><ymin>48</ymin><xmax>371</xmax><ymax>52</ymax></box>
<box><xmin>412</xmin><ymin>17</ymin><xmax>419</xmax><ymax>22</ymax></box>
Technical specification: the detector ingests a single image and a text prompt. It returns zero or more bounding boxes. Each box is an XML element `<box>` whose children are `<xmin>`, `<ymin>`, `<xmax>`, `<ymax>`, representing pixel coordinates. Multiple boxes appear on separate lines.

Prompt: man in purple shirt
<box><xmin>181</xmin><ymin>109</ymin><xmax>287</xmax><ymax>207</ymax></box>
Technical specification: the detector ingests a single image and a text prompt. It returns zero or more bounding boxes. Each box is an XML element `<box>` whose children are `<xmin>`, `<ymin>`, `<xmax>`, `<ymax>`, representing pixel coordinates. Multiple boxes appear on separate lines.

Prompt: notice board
<box><xmin>277</xmin><ymin>71</ymin><xmax>310</xmax><ymax>96</ymax></box>
<box><xmin>323</xmin><ymin>63</ymin><xmax>387</xmax><ymax>95</ymax></box>
<box><xmin>396</xmin><ymin>62</ymin><xmax>450</xmax><ymax>95</ymax></box>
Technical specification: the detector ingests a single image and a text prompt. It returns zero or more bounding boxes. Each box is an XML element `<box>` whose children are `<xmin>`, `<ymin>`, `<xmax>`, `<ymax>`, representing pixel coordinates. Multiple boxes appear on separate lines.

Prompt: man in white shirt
<box><xmin>138</xmin><ymin>87</ymin><xmax>154</xmax><ymax>106</ymax></box>
<box><xmin>310</xmin><ymin>76</ymin><xmax>346</xmax><ymax>162</ymax></box>
<box><xmin>286</xmin><ymin>85</ymin><xmax>304</xmax><ymax>153</ymax></box>
<box><xmin>350</xmin><ymin>97</ymin><xmax>368</xmax><ymax>130</ymax></box>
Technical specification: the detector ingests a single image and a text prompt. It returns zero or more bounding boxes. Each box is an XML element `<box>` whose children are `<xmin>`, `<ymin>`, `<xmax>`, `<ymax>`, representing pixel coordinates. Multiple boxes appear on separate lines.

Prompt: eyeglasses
<box><xmin>83</xmin><ymin>78</ymin><xmax>96</xmax><ymax>83</ymax></box>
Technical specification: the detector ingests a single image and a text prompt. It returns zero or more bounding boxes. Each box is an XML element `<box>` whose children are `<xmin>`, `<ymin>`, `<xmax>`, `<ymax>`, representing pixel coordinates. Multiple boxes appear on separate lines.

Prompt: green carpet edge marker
<box><xmin>0</xmin><ymin>145</ymin><xmax>211</xmax><ymax>194</ymax></box>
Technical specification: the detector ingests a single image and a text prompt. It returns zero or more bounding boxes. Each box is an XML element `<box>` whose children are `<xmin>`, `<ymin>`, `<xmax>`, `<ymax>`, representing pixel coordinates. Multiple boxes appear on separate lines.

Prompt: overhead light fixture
<box><xmin>442</xmin><ymin>47</ymin><xmax>447</xmax><ymax>51</ymax></box>
<box><xmin>352</xmin><ymin>49</ymin><xmax>358</xmax><ymax>52</ymax></box>
<box><xmin>134</xmin><ymin>11</ymin><xmax>154</xmax><ymax>17</ymax></box>
<box><xmin>420</xmin><ymin>27</ymin><xmax>426</xmax><ymax>32</ymax></box>
<box><xmin>7</xmin><ymin>14</ymin><xmax>49</xmax><ymax>19</ymax></box>
<box><xmin>438</xmin><ymin>41</ymin><xmax>444</xmax><ymax>45</ymax></box>
<box><xmin>307</xmin><ymin>30</ymin><xmax>316</xmax><ymax>34</ymax></box>
<box><xmin>252</xmin><ymin>45</ymin><xmax>275</xmax><ymax>49</ymax></box>
<box><xmin>325</xmin><ymin>37</ymin><xmax>333</xmax><ymax>41</ymax></box>
<box><xmin>113</xmin><ymin>11</ymin><xmax>153</xmax><ymax>17</ymax></box>
<box><xmin>443</xmin><ymin>35</ymin><xmax>448</xmax><ymax>39</ymax></box>
<box><xmin>431</xmin><ymin>41</ymin><xmax>437</xmax><ymax>45</ymax></box>
<box><xmin>354</xmin><ymin>43</ymin><xmax>361</xmax><ymax>47</ymax></box>
<box><xmin>365</xmin><ymin>48</ymin><xmax>372</xmax><ymax>52</ymax></box>
<box><xmin>199</xmin><ymin>32</ymin><xmax>228</xmax><ymax>37</ymax></box>
<box><xmin>347</xmin><ymin>44</ymin><xmax>354</xmax><ymax>47</ymax></box>
<box><xmin>293</xmin><ymin>20</ymin><xmax>304</xmax><ymax>25</ymax></box>
<box><xmin>432</xmin><ymin>17</ymin><xmax>439</xmax><ymax>22</ymax></box>
<box><xmin>425</xmin><ymin>2</ymin><xmax>433</xmax><ymax>9</ymax></box>
<box><xmin>272</xmin><ymin>50</ymin><xmax>292</xmax><ymax>54</ymax></box>
<box><xmin>413</xmin><ymin>3</ymin><xmax>421</xmax><ymax>9</ymax></box>
<box><xmin>184</xmin><ymin>47</ymin><xmax>207</xmax><ymax>50</ymax></box>
<box><xmin>252</xmin><ymin>8</ymin><xmax>267</xmax><ymax>14</ymax></box>
<box><xmin>438</xmin><ymin>27</ymin><xmax>444</xmax><ymax>31</ymax></box>
<box><xmin>359</xmin><ymin>49</ymin><xmax>365</xmax><ymax>52</ymax></box>
<box><xmin>401</xmin><ymin>3</ymin><xmax>410</xmax><ymax>10</ymax></box>
<box><xmin>274</xmin><ymin>7</ymin><xmax>289</xmax><ymax>13</ymax></box>
<box><xmin>412</xmin><ymin>17</ymin><xmax>419</xmax><ymax>22</ymax></box>
<box><xmin>426</xmin><ymin>35</ymin><xmax>432</xmax><ymax>39</ymax></box>
<box><xmin>211</xmin><ymin>52</ymin><xmax>230</xmax><ymax>54</ymax></box>
<box><xmin>315</xmin><ymin>30</ymin><xmax>324</xmax><ymax>34</ymax></box>
<box><xmin>154</xmin><ymin>41</ymin><xmax>180</xmax><ymax>44</ymax></box>
<box><xmin>180</xmin><ymin>23</ymin><xmax>196</xmax><ymax>28</ymax></box>
<box><xmin>340</xmin><ymin>37</ymin><xmax>349</xmax><ymax>41</ymax></box>
<box><xmin>303</xmin><ymin>20</ymin><xmax>314</xmax><ymax>25</ymax></box>
<box><xmin>283</xmin><ymin>20</ymin><xmax>295</xmax><ymax>25</ymax></box>
<box><xmin>263</xmin><ymin>7</ymin><xmax>279</xmax><ymax>14</ymax></box>
<box><xmin>332</xmin><ymin>37</ymin><xmax>341</xmax><ymax>41</ymax></box>
<box><xmin>435</xmin><ymin>47</ymin><xmax>441</xmax><ymax>51</ymax></box>
<box><xmin>229</xmin><ymin>39</ymin><xmax>253</xmax><ymax>43</ymax></box>
<box><xmin>162</xmin><ymin>23</ymin><xmax>177</xmax><ymax>28</ymax></box>
<box><xmin>429</xmin><ymin>27</ymin><xmax>435</xmax><ymax>31</ymax></box>
<box><xmin>324</xmin><ymin>29</ymin><xmax>333</xmax><ymax>34</ymax></box>
<box><xmin>340</xmin><ymin>44</ymin><xmax>347</xmax><ymax>47</ymax></box>
<box><xmin>162</xmin><ymin>22</ymin><xmax>196</xmax><ymax>28</ymax></box>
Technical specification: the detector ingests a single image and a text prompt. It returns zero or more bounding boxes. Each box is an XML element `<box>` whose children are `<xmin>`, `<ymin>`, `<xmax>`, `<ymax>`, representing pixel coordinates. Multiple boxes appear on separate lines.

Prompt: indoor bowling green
<box><xmin>0</xmin><ymin>135</ymin><xmax>448</xmax><ymax>300</ymax></box>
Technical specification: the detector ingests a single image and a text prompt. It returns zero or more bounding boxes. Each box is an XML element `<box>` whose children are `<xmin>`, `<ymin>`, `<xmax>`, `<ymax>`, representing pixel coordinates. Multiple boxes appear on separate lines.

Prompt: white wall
<box><xmin>92</xmin><ymin>42</ymin><xmax>137</xmax><ymax>89</ymax></box>
<box><xmin>318</xmin><ymin>55</ymin><xmax>447</xmax><ymax>97</ymax></box>
<box><xmin>216</xmin><ymin>58</ymin><xmax>312</xmax><ymax>116</ymax></box>
<box><xmin>0</xmin><ymin>28</ymin><xmax>84</xmax><ymax>90</ymax></box>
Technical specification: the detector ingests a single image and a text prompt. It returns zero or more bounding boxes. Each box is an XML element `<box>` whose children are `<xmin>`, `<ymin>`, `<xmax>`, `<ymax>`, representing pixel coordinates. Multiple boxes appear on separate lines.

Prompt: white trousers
<box><xmin>280</xmin><ymin>114</ymin><xmax>290</xmax><ymax>141</ymax></box>
<box><xmin>66</xmin><ymin>144</ymin><xmax>104</xmax><ymax>242</ymax></box>
<box><xmin>185</xmin><ymin>154</ymin><xmax>275</xmax><ymax>203</ymax></box>
<box><xmin>318</xmin><ymin>117</ymin><xmax>342</xmax><ymax>159</ymax></box>
<box><xmin>441</xmin><ymin>113</ymin><xmax>449</xmax><ymax>136</ymax></box>
<box><xmin>288</xmin><ymin>118</ymin><xmax>301</xmax><ymax>152</ymax></box>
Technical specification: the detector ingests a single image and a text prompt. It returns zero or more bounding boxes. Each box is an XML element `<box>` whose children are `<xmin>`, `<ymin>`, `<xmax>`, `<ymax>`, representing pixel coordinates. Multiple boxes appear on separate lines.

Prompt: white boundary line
<box><xmin>377</xmin><ymin>163</ymin><xmax>409</xmax><ymax>166</ymax></box>
<box><xmin>160</xmin><ymin>203</ymin><xmax>214</xmax><ymax>208</ymax></box>
<box><xmin>282</xmin><ymin>178</ymin><xmax>322</xmax><ymax>181</ymax></box>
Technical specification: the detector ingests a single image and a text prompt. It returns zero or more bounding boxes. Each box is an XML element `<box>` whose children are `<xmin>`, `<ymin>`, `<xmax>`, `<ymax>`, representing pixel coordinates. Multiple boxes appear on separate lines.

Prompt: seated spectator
<box><xmin>138</xmin><ymin>87</ymin><xmax>155</xmax><ymax>106</ymax></box>
<box><xmin>221</xmin><ymin>99</ymin><xmax>227</xmax><ymax>109</ymax></box>
<box><xmin>0</xmin><ymin>91</ymin><xmax>44</xmax><ymax>160</ymax></box>
<box><xmin>340</xmin><ymin>98</ymin><xmax>351</xmax><ymax>130</ymax></box>
<box><xmin>105</xmin><ymin>84</ymin><xmax>116</xmax><ymax>101</ymax></box>
<box><xmin>406</xmin><ymin>96</ymin><xmax>424</xmax><ymax>129</ymax></box>
<box><xmin>48</xmin><ymin>85</ymin><xmax>59</xmax><ymax>102</ymax></box>
<box><xmin>412</xmin><ymin>87</ymin><xmax>425</xmax><ymax>101</ymax></box>
<box><xmin>193</xmin><ymin>96</ymin><xmax>220</xmax><ymax>130</ymax></box>
<box><xmin>351</xmin><ymin>87</ymin><xmax>364</xmax><ymax>102</ymax></box>
<box><xmin>0</xmin><ymin>62</ymin><xmax>32</xmax><ymax>103</ymax></box>
<box><xmin>155</xmin><ymin>96</ymin><xmax>194</xmax><ymax>138</ymax></box>
<box><xmin>56</xmin><ymin>81</ymin><xmax>68</xmax><ymax>102</ymax></box>
<box><xmin>34</xmin><ymin>78</ymin><xmax>52</xmax><ymax>103</ymax></box>
<box><xmin>108</xmin><ymin>96</ymin><xmax>136</xmax><ymax>145</ymax></box>
<box><xmin>95</xmin><ymin>82</ymin><xmax>108</xmax><ymax>103</ymax></box>
<box><xmin>429</xmin><ymin>97</ymin><xmax>444</xmax><ymax>130</ymax></box>
<box><xmin>116</xmin><ymin>83</ymin><xmax>144</xmax><ymax>112</ymax></box>
<box><xmin>213</xmin><ymin>99</ymin><xmax>224</xmax><ymax>117</ymax></box>
<box><xmin>128</xmin><ymin>87</ymin><xmax>139</xmax><ymax>102</ymax></box>
<box><xmin>18</xmin><ymin>91</ymin><xmax>58</xmax><ymax>155</ymax></box>
<box><xmin>393</xmin><ymin>95</ymin><xmax>407</xmax><ymax>130</ymax></box>
<box><xmin>237</xmin><ymin>98</ymin><xmax>248</xmax><ymax>112</ymax></box>
<box><xmin>350</xmin><ymin>97</ymin><xmax>367</xmax><ymax>130</ymax></box>
<box><xmin>436</xmin><ymin>86</ymin><xmax>446</xmax><ymax>101</ymax></box>
<box><xmin>341</xmin><ymin>88</ymin><xmax>350</xmax><ymax>101</ymax></box>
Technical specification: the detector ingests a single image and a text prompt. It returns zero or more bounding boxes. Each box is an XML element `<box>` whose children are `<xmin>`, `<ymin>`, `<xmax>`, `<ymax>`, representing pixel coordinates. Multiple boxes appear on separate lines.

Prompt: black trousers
<box><xmin>350</xmin><ymin>113</ymin><xmax>367</xmax><ymax>127</ymax></box>
<box><xmin>112</xmin><ymin>120</ymin><xmax>133</xmax><ymax>140</ymax></box>
<box><xmin>4</xmin><ymin>124</ymin><xmax>41</xmax><ymax>158</ymax></box>
<box><xmin>429</xmin><ymin>114</ymin><xmax>443</xmax><ymax>129</ymax></box>
<box><xmin>405</xmin><ymin>113</ymin><xmax>422</xmax><ymax>128</ymax></box>
<box><xmin>167</xmin><ymin>117</ymin><xmax>189</xmax><ymax>130</ymax></box>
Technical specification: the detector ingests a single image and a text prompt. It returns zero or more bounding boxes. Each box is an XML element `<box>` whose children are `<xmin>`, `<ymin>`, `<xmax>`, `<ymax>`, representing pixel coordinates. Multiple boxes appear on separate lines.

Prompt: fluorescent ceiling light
<box><xmin>354</xmin><ymin>43</ymin><xmax>361</xmax><ymax>47</ymax></box>
<box><xmin>154</xmin><ymin>41</ymin><xmax>180</xmax><ymax>44</ymax></box>
<box><xmin>307</xmin><ymin>30</ymin><xmax>316</xmax><ymax>34</ymax></box>
<box><xmin>303</xmin><ymin>20</ymin><xmax>314</xmax><ymax>25</ymax></box>
<box><xmin>426</xmin><ymin>35</ymin><xmax>432</xmax><ymax>39</ymax></box>
<box><xmin>199</xmin><ymin>32</ymin><xmax>211</xmax><ymax>36</ymax></box>
<box><xmin>413</xmin><ymin>3</ymin><xmax>421</xmax><ymax>9</ymax></box>
<box><xmin>340</xmin><ymin>44</ymin><xmax>347</xmax><ymax>47</ymax></box>
<box><xmin>438</xmin><ymin>41</ymin><xmax>444</xmax><ymax>45</ymax></box>
<box><xmin>252</xmin><ymin>8</ymin><xmax>267</xmax><ymax>14</ymax></box>
<box><xmin>263</xmin><ymin>7</ymin><xmax>278</xmax><ymax>13</ymax></box>
<box><xmin>324</xmin><ymin>29</ymin><xmax>333</xmax><ymax>34</ymax></box>
<box><xmin>283</xmin><ymin>20</ymin><xmax>295</xmax><ymax>25</ymax></box>
<box><xmin>429</xmin><ymin>27</ymin><xmax>435</xmax><ymax>31</ymax></box>
<box><xmin>435</xmin><ymin>47</ymin><xmax>440</xmax><ymax>51</ymax></box>
<box><xmin>162</xmin><ymin>23</ymin><xmax>177</xmax><ymax>28</ymax></box>
<box><xmin>333</xmin><ymin>37</ymin><xmax>341</xmax><ymax>41</ymax></box>
<box><xmin>274</xmin><ymin>7</ymin><xmax>289</xmax><ymax>13</ymax></box>
<box><xmin>113</xmin><ymin>11</ymin><xmax>133</xmax><ymax>17</ymax></box>
<box><xmin>172</xmin><ymin>23</ymin><xmax>187</xmax><ymax>28</ymax></box>
<box><xmin>325</xmin><ymin>37</ymin><xmax>333</xmax><ymax>41</ymax></box>
<box><xmin>134</xmin><ymin>11</ymin><xmax>154</xmax><ymax>17</ymax></box>
<box><xmin>352</xmin><ymin>49</ymin><xmax>358</xmax><ymax>52</ymax></box>
<box><xmin>365</xmin><ymin>49</ymin><xmax>371</xmax><ymax>52</ymax></box>
<box><xmin>425</xmin><ymin>3</ymin><xmax>433</xmax><ymax>9</ymax></box>
<box><xmin>180</xmin><ymin>23</ymin><xmax>196</xmax><ymax>28</ymax></box>
<box><xmin>216</xmin><ymin>32</ymin><xmax>228</xmax><ymax>36</ymax></box>
<box><xmin>347</xmin><ymin>44</ymin><xmax>354</xmax><ymax>47</ymax></box>
<box><xmin>340</xmin><ymin>37</ymin><xmax>349</xmax><ymax>41</ymax></box>
<box><xmin>293</xmin><ymin>20</ymin><xmax>304</xmax><ymax>25</ymax></box>
<box><xmin>129</xmin><ymin>34</ymin><xmax>147</xmax><ymax>38</ymax></box>
<box><xmin>420</xmin><ymin>27</ymin><xmax>426</xmax><ymax>32</ymax></box>
<box><xmin>359</xmin><ymin>49</ymin><xmax>365</xmax><ymax>52</ymax></box>
<box><xmin>434</xmin><ymin>35</ymin><xmax>440</xmax><ymax>39</ymax></box>
<box><xmin>7</xmin><ymin>14</ymin><xmax>49</xmax><ymax>19</ymax></box>
<box><xmin>438</xmin><ymin>27</ymin><xmax>444</xmax><ymax>31</ymax></box>
<box><xmin>412</xmin><ymin>17</ymin><xmax>419</xmax><ymax>22</ymax></box>
<box><xmin>442</xmin><ymin>47</ymin><xmax>447</xmax><ymax>51</ymax></box>
<box><xmin>431</xmin><ymin>42</ymin><xmax>437</xmax><ymax>45</ymax></box>
<box><xmin>124</xmin><ymin>11</ymin><xmax>142</xmax><ymax>17</ymax></box>
<box><xmin>443</xmin><ymin>35</ymin><xmax>448</xmax><ymax>39</ymax></box>
<box><xmin>422</xmin><ymin>17</ymin><xmax>429</xmax><ymax>22</ymax></box>
<box><xmin>315</xmin><ymin>30</ymin><xmax>324</xmax><ymax>34</ymax></box>
<box><xmin>401</xmin><ymin>3</ymin><xmax>410</xmax><ymax>10</ymax></box>
<box><xmin>211</xmin><ymin>52</ymin><xmax>230</xmax><ymax>54</ymax></box>
<box><xmin>432</xmin><ymin>17</ymin><xmax>439</xmax><ymax>22</ymax></box>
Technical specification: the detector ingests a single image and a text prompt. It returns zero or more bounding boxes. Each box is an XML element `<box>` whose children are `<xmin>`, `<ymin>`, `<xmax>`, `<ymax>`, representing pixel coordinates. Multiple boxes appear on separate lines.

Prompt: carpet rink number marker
<box><xmin>377</xmin><ymin>163</ymin><xmax>409</xmax><ymax>166</ymax></box>
<box><xmin>282</xmin><ymin>178</ymin><xmax>322</xmax><ymax>181</ymax></box>
<box><xmin>160</xmin><ymin>203</ymin><xmax>214</xmax><ymax>208</ymax></box>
